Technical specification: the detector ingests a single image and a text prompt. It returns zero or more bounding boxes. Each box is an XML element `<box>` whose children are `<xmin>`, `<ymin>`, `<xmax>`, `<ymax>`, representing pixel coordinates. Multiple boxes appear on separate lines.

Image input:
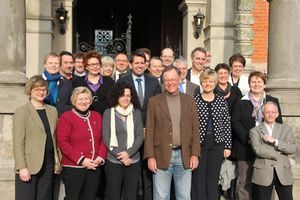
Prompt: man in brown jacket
<box><xmin>144</xmin><ymin>67</ymin><xmax>200</xmax><ymax>199</ymax></box>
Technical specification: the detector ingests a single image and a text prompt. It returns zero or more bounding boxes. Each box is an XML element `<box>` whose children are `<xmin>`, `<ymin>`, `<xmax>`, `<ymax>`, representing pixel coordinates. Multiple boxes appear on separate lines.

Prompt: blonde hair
<box><xmin>43</xmin><ymin>52</ymin><xmax>59</xmax><ymax>64</ymax></box>
<box><xmin>71</xmin><ymin>87</ymin><xmax>92</xmax><ymax>106</ymax></box>
<box><xmin>200</xmin><ymin>69</ymin><xmax>218</xmax><ymax>84</ymax></box>
<box><xmin>24</xmin><ymin>75</ymin><xmax>48</xmax><ymax>96</ymax></box>
<box><xmin>101</xmin><ymin>56</ymin><xmax>114</xmax><ymax>66</ymax></box>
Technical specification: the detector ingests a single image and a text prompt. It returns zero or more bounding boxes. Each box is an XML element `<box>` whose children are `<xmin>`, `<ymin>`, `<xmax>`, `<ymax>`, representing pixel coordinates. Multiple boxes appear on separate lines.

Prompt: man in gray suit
<box><xmin>173</xmin><ymin>57</ymin><xmax>199</xmax><ymax>96</ymax></box>
<box><xmin>249</xmin><ymin>101</ymin><xmax>297</xmax><ymax>200</ymax></box>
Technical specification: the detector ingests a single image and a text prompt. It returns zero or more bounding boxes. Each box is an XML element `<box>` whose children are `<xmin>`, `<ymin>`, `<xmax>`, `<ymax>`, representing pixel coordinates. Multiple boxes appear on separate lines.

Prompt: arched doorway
<box><xmin>72</xmin><ymin>0</ymin><xmax>183</xmax><ymax>56</ymax></box>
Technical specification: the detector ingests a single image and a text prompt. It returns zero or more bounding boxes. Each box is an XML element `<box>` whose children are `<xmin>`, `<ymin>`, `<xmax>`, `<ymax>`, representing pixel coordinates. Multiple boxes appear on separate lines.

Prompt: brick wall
<box><xmin>252</xmin><ymin>0</ymin><xmax>269</xmax><ymax>65</ymax></box>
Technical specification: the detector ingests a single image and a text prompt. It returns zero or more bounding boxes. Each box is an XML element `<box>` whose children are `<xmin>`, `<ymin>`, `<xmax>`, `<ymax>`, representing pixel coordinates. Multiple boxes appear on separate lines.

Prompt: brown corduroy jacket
<box><xmin>144</xmin><ymin>92</ymin><xmax>201</xmax><ymax>169</ymax></box>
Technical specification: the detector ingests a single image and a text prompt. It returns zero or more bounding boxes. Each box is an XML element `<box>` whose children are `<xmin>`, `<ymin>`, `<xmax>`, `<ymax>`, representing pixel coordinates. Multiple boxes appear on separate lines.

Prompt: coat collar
<box><xmin>256</xmin><ymin>122</ymin><xmax>280</xmax><ymax>138</ymax></box>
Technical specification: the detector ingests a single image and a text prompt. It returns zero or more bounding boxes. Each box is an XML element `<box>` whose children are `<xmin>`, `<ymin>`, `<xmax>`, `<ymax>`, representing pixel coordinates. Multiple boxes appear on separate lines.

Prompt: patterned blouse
<box><xmin>194</xmin><ymin>93</ymin><xmax>232</xmax><ymax>149</ymax></box>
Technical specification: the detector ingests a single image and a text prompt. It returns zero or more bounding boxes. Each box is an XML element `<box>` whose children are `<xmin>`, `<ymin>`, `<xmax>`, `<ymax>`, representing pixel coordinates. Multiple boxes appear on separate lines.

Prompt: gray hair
<box><xmin>173</xmin><ymin>57</ymin><xmax>188</xmax><ymax>68</ymax></box>
<box><xmin>262</xmin><ymin>101</ymin><xmax>279</xmax><ymax>113</ymax></box>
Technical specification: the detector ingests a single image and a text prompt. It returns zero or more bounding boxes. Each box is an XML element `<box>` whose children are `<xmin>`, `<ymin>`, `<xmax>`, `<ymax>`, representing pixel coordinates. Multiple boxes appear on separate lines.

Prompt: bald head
<box><xmin>160</xmin><ymin>48</ymin><xmax>175</xmax><ymax>67</ymax></box>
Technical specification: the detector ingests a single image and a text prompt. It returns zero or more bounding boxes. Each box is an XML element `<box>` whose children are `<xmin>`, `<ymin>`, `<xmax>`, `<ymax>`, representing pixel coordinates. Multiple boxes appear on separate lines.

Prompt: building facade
<box><xmin>0</xmin><ymin>0</ymin><xmax>299</xmax><ymax>198</ymax></box>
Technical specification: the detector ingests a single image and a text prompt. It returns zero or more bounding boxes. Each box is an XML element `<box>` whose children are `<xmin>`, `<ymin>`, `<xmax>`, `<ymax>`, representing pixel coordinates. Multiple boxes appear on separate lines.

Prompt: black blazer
<box><xmin>72</xmin><ymin>75</ymin><xmax>115</xmax><ymax>115</ymax></box>
<box><xmin>56</xmin><ymin>77</ymin><xmax>73</xmax><ymax>116</ymax></box>
<box><xmin>118</xmin><ymin>72</ymin><xmax>161</xmax><ymax>126</ymax></box>
<box><xmin>231</xmin><ymin>95</ymin><xmax>282</xmax><ymax>160</ymax></box>
<box><xmin>186</xmin><ymin>68</ymin><xmax>192</xmax><ymax>81</ymax></box>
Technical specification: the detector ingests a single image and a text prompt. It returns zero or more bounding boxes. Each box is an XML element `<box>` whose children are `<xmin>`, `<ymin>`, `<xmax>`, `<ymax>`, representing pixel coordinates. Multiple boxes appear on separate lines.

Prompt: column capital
<box><xmin>235</xmin><ymin>0</ymin><xmax>255</xmax><ymax>12</ymax></box>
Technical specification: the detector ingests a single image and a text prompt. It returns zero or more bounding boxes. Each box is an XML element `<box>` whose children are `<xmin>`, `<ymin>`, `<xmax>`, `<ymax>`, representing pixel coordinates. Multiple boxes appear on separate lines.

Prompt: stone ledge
<box><xmin>0</xmin><ymin>86</ymin><xmax>27</xmax><ymax>114</ymax></box>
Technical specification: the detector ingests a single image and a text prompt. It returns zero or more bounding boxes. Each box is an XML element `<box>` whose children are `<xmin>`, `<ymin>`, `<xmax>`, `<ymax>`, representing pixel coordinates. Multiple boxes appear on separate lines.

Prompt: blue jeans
<box><xmin>153</xmin><ymin>149</ymin><xmax>191</xmax><ymax>200</ymax></box>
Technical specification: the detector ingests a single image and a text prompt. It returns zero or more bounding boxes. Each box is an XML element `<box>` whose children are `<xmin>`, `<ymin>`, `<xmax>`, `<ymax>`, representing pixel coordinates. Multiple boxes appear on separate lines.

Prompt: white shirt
<box><xmin>190</xmin><ymin>71</ymin><xmax>200</xmax><ymax>86</ymax></box>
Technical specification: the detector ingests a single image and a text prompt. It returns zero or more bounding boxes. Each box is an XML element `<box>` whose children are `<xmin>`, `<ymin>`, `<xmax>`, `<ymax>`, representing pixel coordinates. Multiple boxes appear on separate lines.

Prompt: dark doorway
<box><xmin>73</xmin><ymin>0</ymin><xmax>182</xmax><ymax>57</ymax></box>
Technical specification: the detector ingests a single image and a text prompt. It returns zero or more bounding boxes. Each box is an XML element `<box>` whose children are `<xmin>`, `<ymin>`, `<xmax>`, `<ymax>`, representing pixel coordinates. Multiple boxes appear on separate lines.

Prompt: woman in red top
<box><xmin>57</xmin><ymin>86</ymin><xmax>107</xmax><ymax>200</ymax></box>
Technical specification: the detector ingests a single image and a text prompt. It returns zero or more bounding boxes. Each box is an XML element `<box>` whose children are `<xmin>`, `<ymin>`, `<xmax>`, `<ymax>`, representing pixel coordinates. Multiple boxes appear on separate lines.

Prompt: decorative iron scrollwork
<box><xmin>75</xmin><ymin>14</ymin><xmax>132</xmax><ymax>56</ymax></box>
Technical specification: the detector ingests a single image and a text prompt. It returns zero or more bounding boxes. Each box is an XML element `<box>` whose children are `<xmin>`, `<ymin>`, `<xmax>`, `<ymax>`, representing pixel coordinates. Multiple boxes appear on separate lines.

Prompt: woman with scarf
<box><xmin>215</xmin><ymin>63</ymin><xmax>242</xmax><ymax>114</ymax></box>
<box><xmin>102</xmin><ymin>81</ymin><xmax>144</xmax><ymax>200</ymax></box>
<box><xmin>214</xmin><ymin>63</ymin><xmax>242</xmax><ymax>199</ymax></box>
<box><xmin>57</xmin><ymin>87</ymin><xmax>107</xmax><ymax>200</ymax></box>
<box><xmin>42</xmin><ymin>52</ymin><xmax>73</xmax><ymax>116</ymax></box>
<box><xmin>231</xmin><ymin>71</ymin><xmax>282</xmax><ymax>200</ymax></box>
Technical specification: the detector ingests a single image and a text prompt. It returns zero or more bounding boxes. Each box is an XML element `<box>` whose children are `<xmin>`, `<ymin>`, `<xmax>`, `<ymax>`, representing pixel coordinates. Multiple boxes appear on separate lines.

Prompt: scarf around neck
<box><xmin>43</xmin><ymin>71</ymin><xmax>61</xmax><ymax>106</ymax></box>
<box><xmin>215</xmin><ymin>82</ymin><xmax>231</xmax><ymax>97</ymax></box>
<box><xmin>109</xmin><ymin>103</ymin><xmax>134</xmax><ymax>151</ymax></box>
<box><xmin>248</xmin><ymin>91</ymin><xmax>265</xmax><ymax>125</ymax></box>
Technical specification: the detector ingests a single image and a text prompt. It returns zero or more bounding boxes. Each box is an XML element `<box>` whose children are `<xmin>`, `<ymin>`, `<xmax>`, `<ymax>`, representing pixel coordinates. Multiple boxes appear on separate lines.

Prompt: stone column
<box><xmin>234</xmin><ymin>0</ymin><xmax>255</xmax><ymax>70</ymax></box>
<box><xmin>26</xmin><ymin>0</ymin><xmax>53</xmax><ymax>77</ymax></box>
<box><xmin>52</xmin><ymin>0</ymin><xmax>73</xmax><ymax>53</ymax></box>
<box><xmin>0</xmin><ymin>0</ymin><xmax>27</xmax><ymax>199</ymax></box>
<box><xmin>204</xmin><ymin>0</ymin><xmax>235</xmax><ymax>68</ymax></box>
<box><xmin>179</xmin><ymin>0</ymin><xmax>207</xmax><ymax>66</ymax></box>
<box><xmin>267</xmin><ymin>0</ymin><xmax>300</xmax><ymax>186</ymax></box>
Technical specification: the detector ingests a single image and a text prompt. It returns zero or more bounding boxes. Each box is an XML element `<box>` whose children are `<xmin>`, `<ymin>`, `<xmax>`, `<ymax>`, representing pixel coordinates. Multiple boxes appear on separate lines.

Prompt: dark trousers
<box><xmin>105</xmin><ymin>160</ymin><xmax>141</xmax><ymax>200</ymax></box>
<box><xmin>140</xmin><ymin>143</ymin><xmax>153</xmax><ymax>200</ymax></box>
<box><xmin>52</xmin><ymin>174</ymin><xmax>62</xmax><ymax>200</ymax></box>
<box><xmin>15</xmin><ymin>159</ymin><xmax>54</xmax><ymax>200</ymax></box>
<box><xmin>142</xmin><ymin>160</ymin><xmax>153</xmax><ymax>200</ymax></box>
<box><xmin>253</xmin><ymin>170</ymin><xmax>293</xmax><ymax>200</ymax></box>
<box><xmin>62</xmin><ymin>167</ymin><xmax>100</xmax><ymax>200</ymax></box>
<box><xmin>192</xmin><ymin>134</ymin><xmax>224</xmax><ymax>200</ymax></box>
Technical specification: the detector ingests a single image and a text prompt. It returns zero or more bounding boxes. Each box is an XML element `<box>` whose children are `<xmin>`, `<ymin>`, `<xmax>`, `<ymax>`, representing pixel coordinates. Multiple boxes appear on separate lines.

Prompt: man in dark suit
<box><xmin>59</xmin><ymin>51</ymin><xmax>74</xmax><ymax>80</ymax></box>
<box><xmin>144</xmin><ymin>67</ymin><xmax>200</xmax><ymax>199</ymax></box>
<box><xmin>249</xmin><ymin>101</ymin><xmax>297</xmax><ymax>200</ymax></box>
<box><xmin>173</xmin><ymin>57</ymin><xmax>199</xmax><ymax>96</ymax></box>
<box><xmin>186</xmin><ymin>47</ymin><xmax>207</xmax><ymax>86</ymax></box>
<box><xmin>118</xmin><ymin>49</ymin><xmax>161</xmax><ymax>200</ymax></box>
<box><xmin>148</xmin><ymin>57</ymin><xmax>164</xmax><ymax>84</ymax></box>
<box><xmin>114</xmin><ymin>52</ymin><xmax>130</xmax><ymax>81</ymax></box>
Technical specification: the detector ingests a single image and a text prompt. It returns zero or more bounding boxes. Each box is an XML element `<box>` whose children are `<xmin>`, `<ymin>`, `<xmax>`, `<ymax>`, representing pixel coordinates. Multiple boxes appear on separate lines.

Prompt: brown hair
<box><xmin>84</xmin><ymin>50</ymin><xmax>102</xmax><ymax>67</ymax></box>
<box><xmin>248</xmin><ymin>71</ymin><xmax>267</xmax><ymax>85</ymax></box>
<box><xmin>74</xmin><ymin>51</ymin><xmax>85</xmax><ymax>60</ymax></box>
<box><xmin>229</xmin><ymin>53</ymin><xmax>246</xmax><ymax>67</ymax></box>
<box><xmin>214</xmin><ymin>63</ymin><xmax>230</xmax><ymax>73</ymax></box>
<box><xmin>191</xmin><ymin>47</ymin><xmax>206</xmax><ymax>59</ymax></box>
<box><xmin>24</xmin><ymin>75</ymin><xmax>48</xmax><ymax>96</ymax></box>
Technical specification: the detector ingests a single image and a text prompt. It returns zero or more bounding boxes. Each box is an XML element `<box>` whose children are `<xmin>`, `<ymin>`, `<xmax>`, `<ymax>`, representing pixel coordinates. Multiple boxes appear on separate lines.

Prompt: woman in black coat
<box><xmin>214</xmin><ymin>63</ymin><xmax>242</xmax><ymax>199</ymax></box>
<box><xmin>72</xmin><ymin>50</ymin><xmax>115</xmax><ymax>115</ymax></box>
<box><xmin>231</xmin><ymin>71</ymin><xmax>282</xmax><ymax>200</ymax></box>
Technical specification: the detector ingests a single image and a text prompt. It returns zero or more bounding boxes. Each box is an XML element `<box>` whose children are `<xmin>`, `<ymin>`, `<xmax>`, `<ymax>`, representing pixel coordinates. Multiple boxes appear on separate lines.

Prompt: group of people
<box><xmin>12</xmin><ymin>46</ymin><xmax>297</xmax><ymax>200</ymax></box>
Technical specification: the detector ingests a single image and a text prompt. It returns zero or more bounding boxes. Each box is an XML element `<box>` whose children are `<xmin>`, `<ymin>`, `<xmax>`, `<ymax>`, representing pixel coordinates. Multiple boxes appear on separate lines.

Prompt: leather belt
<box><xmin>172</xmin><ymin>146</ymin><xmax>181</xmax><ymax>150</ymax></box>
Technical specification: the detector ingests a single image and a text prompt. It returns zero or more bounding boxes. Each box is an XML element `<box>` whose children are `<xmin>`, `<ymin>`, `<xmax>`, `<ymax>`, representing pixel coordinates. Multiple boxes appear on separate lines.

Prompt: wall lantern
<box><xmin>56</xmin><ymin>3</ymin><xmax>68</xmax><ymax>34</ymax></box>
<box><xmin>193</xmin><ymin>9</ymin><xmax>205</xmax><ymax>39</ymax></box>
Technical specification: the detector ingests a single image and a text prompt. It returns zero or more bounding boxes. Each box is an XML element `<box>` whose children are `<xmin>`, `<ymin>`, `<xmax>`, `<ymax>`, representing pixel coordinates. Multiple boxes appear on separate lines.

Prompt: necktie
<box><xmin>136</xmin><ymin>78</ymin><xmax>144</xmax><ymax>107</ymax></box>
<box><xmin>179</xmin><ymin>82</ymin><xmax>184</xmax><ymax>93</ymax></box>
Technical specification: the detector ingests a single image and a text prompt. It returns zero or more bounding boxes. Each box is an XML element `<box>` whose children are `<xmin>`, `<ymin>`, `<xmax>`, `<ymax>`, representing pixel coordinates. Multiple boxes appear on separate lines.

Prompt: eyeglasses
<box><xmin>87</xmin><ymin>63</ymin><xmax>100</xmax><ymax>67</ymax></box>
<box><xmin>201</xmin><ymin>80</ymin><xmax>215</xmax><ymax>84</ymax></box>
<box><xmin>32</xmin><ymin>88</ymin><xmax>47</xmax><ymax>93</ymax></box>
